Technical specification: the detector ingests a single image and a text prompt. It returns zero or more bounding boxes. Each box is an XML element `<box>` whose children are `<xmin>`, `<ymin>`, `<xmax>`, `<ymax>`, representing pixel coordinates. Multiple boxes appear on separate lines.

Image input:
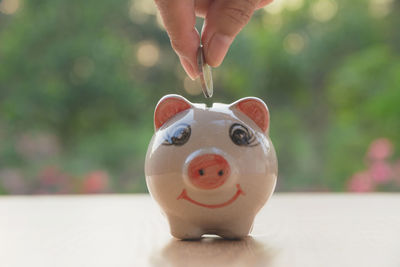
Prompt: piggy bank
<box><xmin>145</xmin><ymin>95</ymin><xmax>277</xmax><ymax>239</ymax></box>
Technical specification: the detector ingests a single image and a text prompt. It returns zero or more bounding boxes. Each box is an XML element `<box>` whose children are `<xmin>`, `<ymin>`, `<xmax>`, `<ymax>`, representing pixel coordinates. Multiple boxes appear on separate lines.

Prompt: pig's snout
<box><xmin>187</xmin><ymin>154</ymin><xmax>230</xmax><ymax>190</ymax></box>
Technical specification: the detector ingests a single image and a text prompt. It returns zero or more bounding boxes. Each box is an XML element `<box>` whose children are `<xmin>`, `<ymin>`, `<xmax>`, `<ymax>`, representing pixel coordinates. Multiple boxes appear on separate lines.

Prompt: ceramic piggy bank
<box><xmin>145</xmin><ymin>95</ymin><xmax>277</xmax><ymax>239</ymax></box>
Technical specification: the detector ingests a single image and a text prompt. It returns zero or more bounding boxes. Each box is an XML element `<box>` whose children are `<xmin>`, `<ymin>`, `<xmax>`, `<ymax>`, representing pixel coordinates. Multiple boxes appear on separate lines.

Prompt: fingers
<box><xmin>155</xmin><ymin>0</ymin><xmax>273</xmax><ymax>78</ymax></box>
<box><xmin>201</xmin><ymin>0</ymin><xmax>261</xmax><ymax>67</ymax></box>
<box><xmin>155</xmin><ymin>0</ymin><xmax>200</xmax><ymax>79</ymax></box>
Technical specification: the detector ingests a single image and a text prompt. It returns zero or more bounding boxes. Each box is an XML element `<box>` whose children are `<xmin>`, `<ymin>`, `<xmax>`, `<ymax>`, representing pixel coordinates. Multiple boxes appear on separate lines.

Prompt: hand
<box><xmin>155</xmin><ymin>0</ymin><xmax>273</xmax><ymax>79</ymax></box>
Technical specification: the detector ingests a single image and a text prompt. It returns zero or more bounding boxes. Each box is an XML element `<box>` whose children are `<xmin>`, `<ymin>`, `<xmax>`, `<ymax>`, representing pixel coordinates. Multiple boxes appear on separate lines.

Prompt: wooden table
<box><xmin>1</xmin><ymin>194</ymin><xmax>399</xmax><ymax>267</ymax></box>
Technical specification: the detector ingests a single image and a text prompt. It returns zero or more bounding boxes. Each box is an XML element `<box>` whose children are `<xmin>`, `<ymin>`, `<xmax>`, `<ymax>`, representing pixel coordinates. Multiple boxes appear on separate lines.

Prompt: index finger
<box><xmin>155</xmin><ymin>0</ymin><xmax>200</xmax><ymax>79</ymax></box>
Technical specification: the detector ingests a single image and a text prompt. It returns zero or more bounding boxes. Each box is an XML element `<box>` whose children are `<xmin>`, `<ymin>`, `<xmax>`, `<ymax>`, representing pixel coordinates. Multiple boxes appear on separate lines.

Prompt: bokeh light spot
<box><xmin>263</xmin><ymin>14</ymin><xmax>283</xmax><ymax>31</ymax></box>
<box><xmin>156</xmin><ymin>11</ymin><xmax>165</xmax><ymax>30</ymax></box>
<box><xmin>184</xmin><ymin>77</ymin><xmax>201</xmax><ymax>95</ymax></box>
<box><xmin>129</xmin><ymin>0</ymin><xmax>157</xmax><ymax>23</ymax></box>
<box><xmin>136</xmin><ymin>41</ymin><xmax>160</xmax><ymax>67</ymax></box>
<box><xmin>310</xmin><ymin>0</ymin><xmax>338</xmax><ymax>22</ymax></box>
<box><xmin>132</xmin><ymin>0</ymin><xmax>156</xmax><ymax>15</ymax></box>
<box><xmin>264</xmin><ymin>0</ymin><xmax>303</xmax><ymax>14</ymax></box>
<box><xmin>369</xmin><ymin>0</ymin><xmax>393</xmax><ymax>18</ymax></box>
<box><xmin>264</xmin><ymin>0</ymin><xmax>285</xmax><ymax>14</ymax></box>
<box><xmin>286</xmin><ymin>0</ymin><xmax>304</xmax><ymax>11</ymax></box>
<box><xmin>284</xmin><ymin>33</ymin><xmax>306</xmax><ymax>54</ymax></box>
<box><xmin>0</xmin><ymin>0</ymin><xmax>20</xmax><ymax>14</ymax></box>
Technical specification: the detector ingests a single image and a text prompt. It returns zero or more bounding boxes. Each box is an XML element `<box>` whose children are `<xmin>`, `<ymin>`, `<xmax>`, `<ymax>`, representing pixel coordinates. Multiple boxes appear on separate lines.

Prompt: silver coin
<box><xmin>197</xmin><ymin>45</ymin><xmax>213</xmax><ymax>98</ymax></box>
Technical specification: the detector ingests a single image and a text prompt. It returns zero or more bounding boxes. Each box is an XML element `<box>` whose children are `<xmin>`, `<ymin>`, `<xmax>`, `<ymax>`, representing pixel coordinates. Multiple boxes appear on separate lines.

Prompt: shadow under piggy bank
<box><xmin>153</xmin><ymin>236</ymin><xmax>276</xmax><ymax>267</ymax></box>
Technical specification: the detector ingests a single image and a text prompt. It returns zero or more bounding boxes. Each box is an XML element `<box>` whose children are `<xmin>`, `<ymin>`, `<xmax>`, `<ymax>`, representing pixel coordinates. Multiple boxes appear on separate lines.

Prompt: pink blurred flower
<box><xmin>369</xmin><ymin>161</ymin><xmax>392</xmax><ymax>183</ymax></box>
<box><xmin>15</xmin><ymin>132</ymin><xmax>60</xmax><ymax>160</ymax></box>
<box><xmin>367</xmin><ymin>138</ymin><xmax>393</xmax><ymax>161</ymax></box>
<box><xmin>39</xmin><ymin>166</ymin><xmax>68</xmax><ymax>186</ymax></box>
<box><xmin>347</xmin><ymin>171</ymin><xmax>375</xmax><ymax>192</ymax></box>
<box><xmin>0</xmin><ymin>169</ymin><xmax>27</xmax><ymax>194</ymax></box>
<box><xmin>37</xmin><ymin>166</ymin><xmax>71</xmax><ymax>194</ymax></box>
<box><xmin>82</xmin><ymin>170</ymin><xmax>109</xmax><ymax>193</ymax></box>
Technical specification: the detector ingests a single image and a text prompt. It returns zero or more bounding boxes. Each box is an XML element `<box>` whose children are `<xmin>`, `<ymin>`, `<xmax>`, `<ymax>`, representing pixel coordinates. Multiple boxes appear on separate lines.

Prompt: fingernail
<box><xmin>180</xmin><ymin>57</ymin><xmax>198</xmax><ymax>80</ymax></box>
<box><xmin>206</xmin><ymin>33</ymin><xmax>233</xmax><ymax>67</ymax></box>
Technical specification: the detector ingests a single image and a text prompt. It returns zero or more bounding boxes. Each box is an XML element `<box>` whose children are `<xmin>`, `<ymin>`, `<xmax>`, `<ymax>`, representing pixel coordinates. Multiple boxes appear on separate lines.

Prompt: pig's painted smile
<box><xmin>177</xmin><ymin>184</ymin><xmax>245</xmax><ymax>208</ymax></box>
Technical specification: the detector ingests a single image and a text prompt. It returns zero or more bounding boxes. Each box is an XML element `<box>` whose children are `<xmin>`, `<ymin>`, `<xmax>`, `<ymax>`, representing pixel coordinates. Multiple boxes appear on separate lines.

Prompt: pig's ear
<box><xmin>230</xmin><ymin>97</ymin><xmax>270</xmax><ymax>132</ymax></box>
<box><xmin>154</xmin><ymin>94</ymin><xmax>193</xmax><ymax>130</ymax></box>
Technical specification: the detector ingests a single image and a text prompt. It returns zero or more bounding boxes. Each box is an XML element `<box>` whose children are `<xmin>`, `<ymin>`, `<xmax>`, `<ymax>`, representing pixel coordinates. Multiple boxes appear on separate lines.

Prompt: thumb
<box><xmin>201</xmin><ymin>0</ymin><xmax>260</xmax><ymax>67</ymax></box>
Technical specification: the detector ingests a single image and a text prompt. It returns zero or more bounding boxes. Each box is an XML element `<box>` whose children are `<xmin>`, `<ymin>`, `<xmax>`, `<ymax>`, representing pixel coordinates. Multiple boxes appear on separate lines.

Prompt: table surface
<box><xmin>1</xmin><ymin>193</ymin><xmax>399</xmax><ymax>267</ymax></box>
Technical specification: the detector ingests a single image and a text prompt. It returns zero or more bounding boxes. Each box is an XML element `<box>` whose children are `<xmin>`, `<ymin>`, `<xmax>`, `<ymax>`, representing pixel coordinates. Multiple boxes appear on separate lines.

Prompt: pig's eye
<box><xmin>163</xmin><ymin>124</ymin><xmax>191</xmax><ymax>146</ymax></box>
<box><xmin>229</xmin><ymin>123</ymin><xmax>258</xmax><ymax>146</ymax></box>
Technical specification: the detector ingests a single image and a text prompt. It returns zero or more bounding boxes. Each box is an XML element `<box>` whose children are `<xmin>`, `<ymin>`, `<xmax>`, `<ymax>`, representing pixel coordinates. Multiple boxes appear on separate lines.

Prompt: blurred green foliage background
<box><xmin>0</xmin><ymin>0</ymin><xmax>399</xmax><ymax>194</ymax></box>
